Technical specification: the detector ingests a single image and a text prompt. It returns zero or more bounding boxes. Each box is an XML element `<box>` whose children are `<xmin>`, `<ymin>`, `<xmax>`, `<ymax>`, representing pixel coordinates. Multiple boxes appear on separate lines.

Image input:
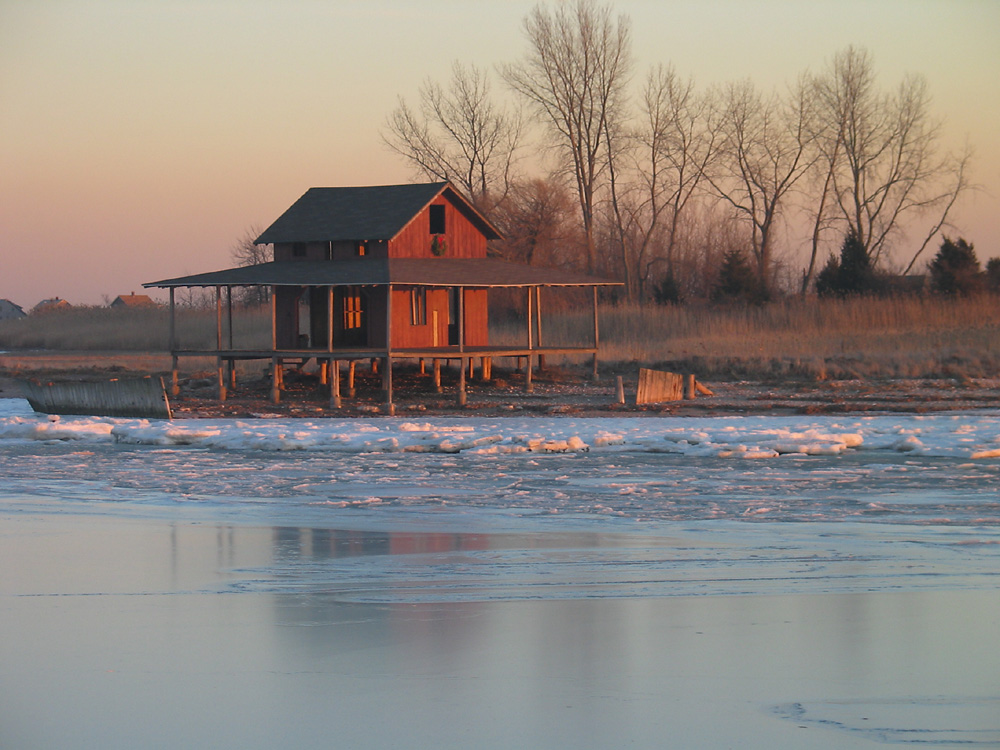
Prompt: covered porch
<box><xmin>146</xmin><ymin>258</ymin><xmax>617</xmax><ymax>413</ymax></box>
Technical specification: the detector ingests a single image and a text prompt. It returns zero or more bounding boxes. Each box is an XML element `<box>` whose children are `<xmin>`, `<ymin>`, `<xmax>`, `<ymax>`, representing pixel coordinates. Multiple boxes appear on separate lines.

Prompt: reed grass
<box><xmin>0</xmin><ymin>306</ymin><xmax>272</xmax><ymax>351</ymax></box>
<box><xmin>492</xmin><ymin>294</ymin><xmax>1000</xmax><ymax>380</ymax></box>
<box><xmin>2</xmin><ymin>296</ymin><xmax>998</xmax><ymax>380</ymax></box>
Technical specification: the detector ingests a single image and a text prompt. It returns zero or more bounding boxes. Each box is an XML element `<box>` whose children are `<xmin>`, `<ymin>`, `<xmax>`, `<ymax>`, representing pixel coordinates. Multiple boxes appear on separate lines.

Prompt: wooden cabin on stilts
<box><xmin>145</xmin><ymin>182</ymin><xmax>618</xmax><ymax>411</ymax></box>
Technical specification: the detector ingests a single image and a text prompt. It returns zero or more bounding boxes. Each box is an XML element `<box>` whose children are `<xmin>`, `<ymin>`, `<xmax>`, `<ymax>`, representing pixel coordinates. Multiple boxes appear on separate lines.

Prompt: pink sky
<box><xmin>2</xmin><ymin>0</ymin><xmax>997</xmax><ymax>307</ymax></box>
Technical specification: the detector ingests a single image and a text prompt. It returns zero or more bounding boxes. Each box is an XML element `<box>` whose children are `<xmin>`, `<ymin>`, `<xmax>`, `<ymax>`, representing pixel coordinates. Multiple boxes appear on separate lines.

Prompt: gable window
<box><xmin>429</xmin><ymin>205</ymin><xmax>445</xmax><ymax>235</ymax></box>
<box><xmin>410</xmin><ymin>287</ymin><xmax>427</xmax><ymax>326</ymax></box>
<box><xmin>344</xmin><ymin>287</ymin><xmax>363</xmax><ymax>330</ymax></box>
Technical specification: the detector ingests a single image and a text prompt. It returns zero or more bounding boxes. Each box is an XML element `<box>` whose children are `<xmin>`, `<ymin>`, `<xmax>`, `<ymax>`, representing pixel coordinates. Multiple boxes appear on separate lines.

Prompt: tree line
<box><xmin>382</xmin><ymin>0</ymin><xmax>976</xmax><ymax>304</ymax></box>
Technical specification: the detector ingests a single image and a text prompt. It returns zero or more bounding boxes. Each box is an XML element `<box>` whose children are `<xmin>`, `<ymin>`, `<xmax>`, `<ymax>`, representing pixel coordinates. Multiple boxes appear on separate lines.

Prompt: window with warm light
<box><xmin>344</xmin><ymin>288</ymin><xmax>363</xmax><ymax>329</ymax></box>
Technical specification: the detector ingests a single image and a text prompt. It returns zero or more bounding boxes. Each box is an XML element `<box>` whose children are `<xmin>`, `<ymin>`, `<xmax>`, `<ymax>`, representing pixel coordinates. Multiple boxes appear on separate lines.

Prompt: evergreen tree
<box><xmin>653</xmin><ymin>273</ymin><xmax>683</xmax><ymax>305</ymax></box>
<box><xmin>815</xmin><ymin>254</ymin><xmax>841</xmax><ymax>297</ymax></box>
<box><xmin>929</xmin><ymin>237</ymin><xmax>982</xmax><ymax>295</ymax></box>
<box><xmin>816</xmin><ymin>231</ymin><xmax>877</xmax><ymax>297</ymax></box>
<box><xmin>986</xmin><ymin>258</ymin><xmax>1000</xmax><ymax>294</ymax></box>
<box><xmin>712</xmin><ymin>249</ymin><xmax>765</xmax><ymax>303</ymax></box>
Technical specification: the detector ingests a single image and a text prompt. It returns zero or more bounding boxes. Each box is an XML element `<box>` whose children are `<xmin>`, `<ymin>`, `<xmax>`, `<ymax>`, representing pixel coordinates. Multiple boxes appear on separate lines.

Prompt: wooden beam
<box><xmin>457</xmin><ymin>287</ymin><xmax>466</xmax><ymax>406</ymax></box>
<box><xmin>270</xmin><ymin>356</ymin><xmax>280</xmax><ymax>403</ymax></box>
<box><xmin>215</xmin><ymin>287</ymin><xmax>226</xmax><ymax>401</ymax></box>
<box><xmin>270</xmin><ymin>287</ymin><xmax>277</xmax><ymax>350</ymax></box>
<box><xmin>330</xmin><ymin>359</ymin><xmax>341</xmax><ymax>408</ymax></box>
<box><xmin>591</xmin><ymin>285</ymin><xmax>600</xmax><ymax>382</ymax></box>
<box><xmin>168</xmin><ymin>288</ymin><xmax>179</xmax><ymax>396</ymax></box>
<box><xmin>385</xmin><ymin>284</ymin><xmax>394</xmax><ymax>414</ymax></box>
<box><xmin>525</xmin><ymin>287</ymin><xmax>533</xmax><ymax>393</ymax></box>
<box><xmin>226</xmin><ymin>287</ymin><xmax>235</xmax><ymax>389</ymax></box>
<box><xmin>536</xmin><ymin>286</ymin><xmax>546</xmax><ymax>371</ymax></box>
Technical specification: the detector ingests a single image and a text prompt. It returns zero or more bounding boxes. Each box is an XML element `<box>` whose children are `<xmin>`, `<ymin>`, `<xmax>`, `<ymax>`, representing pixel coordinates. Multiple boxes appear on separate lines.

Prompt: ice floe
<box><xmin>1</xmin><ymin>396</ymin><xmax>998</xmax><ymax>460</ymax></box>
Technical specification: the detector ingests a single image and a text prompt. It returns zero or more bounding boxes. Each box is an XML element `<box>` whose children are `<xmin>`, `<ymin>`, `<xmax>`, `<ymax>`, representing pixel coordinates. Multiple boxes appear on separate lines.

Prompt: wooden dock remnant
<box><xmin>635</xmin><ymin>368</ymin><xmax>713</xmax><ymax>405</ymax></box>
<box><xmin>22</xmin><ymin>377</ymin><xmax>173</xmax><ymax>419</ymax></box>
<box><xmin>636</xmin><ymin>369</ymin><xmax>684</xmax><ymax>404</ymax></box>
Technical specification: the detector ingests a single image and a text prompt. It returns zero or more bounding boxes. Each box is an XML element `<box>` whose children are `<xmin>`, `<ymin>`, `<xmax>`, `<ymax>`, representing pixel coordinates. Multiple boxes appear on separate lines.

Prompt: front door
<box><xmin>338</xmin><ymin>286</ymin><xmax>366</xmax><ymax>347</ymax></box>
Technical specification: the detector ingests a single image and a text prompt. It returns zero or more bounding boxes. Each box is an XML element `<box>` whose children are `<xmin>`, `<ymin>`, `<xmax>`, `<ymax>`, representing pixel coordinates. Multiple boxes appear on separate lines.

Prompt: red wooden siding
<box><xmin>389</xmin><ymin>197</ymin><xmax>488</xmax><ymax>259</ymax></box>
<box><xmin>462</xmin><ymin>288</ymin><xmax>489</xmax><ymax>346</ymax></box>
<box><xmin>389</xmin><ymin>286</ymin><xmax>488</xmax><ymax>349</ymax></box>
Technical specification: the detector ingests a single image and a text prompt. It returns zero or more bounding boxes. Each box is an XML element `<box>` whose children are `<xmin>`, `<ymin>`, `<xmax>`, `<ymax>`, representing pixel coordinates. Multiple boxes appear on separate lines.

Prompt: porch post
<box><xmin>536</xmin><ymin>286</ymin><xmax>546</xmax><ymax>371</ymax></box>
<box><xmin>226</xmin><ymin>286</ymin><xmax>235</xmax><ymax>389</ymax></box>
<box><xmin>168</xmin><ymin>288</ymin><xmax>179</xmax><ymax>396</ymax></box>
<box><xmin>591</xmin><ymin>285</ymin><xmax>600</xmax><ymax>381</ymax></box>
<box><xmin>385</xmin><ymin>284</ymin><xmax>394</xmax><ymax>415</ymax></box>
<box><xmin>525</xmin><ymin>286</ymin><xmax>533</xmax><ymax>393</ymax></box>
<box><xmin>269</xmin><ymin>286</ymin><xmax>280</xmax><ymax>403</ymax></box>
<box><xmin>320</xmin><ymin>286</ymin><xmax>333</xmax><ymax>387</ymax></box>
<box><xmin>270</xmin><ymin>356</ymin><xmax>280</xmax><ymax>404</ymax></box>
<box><xmin>215</xmin><ymin>286</ymin><xmax>226</xmax><ymax>401</ymax></box>
<box><xmin>330</xmin><ymin>359</ymin><xmax>341</xmax><ymax>408</ymax></box>
<box><xmin>457</xmin><ymin>286</ymin><xmax>466</xmax><ymax>406</ymax></box>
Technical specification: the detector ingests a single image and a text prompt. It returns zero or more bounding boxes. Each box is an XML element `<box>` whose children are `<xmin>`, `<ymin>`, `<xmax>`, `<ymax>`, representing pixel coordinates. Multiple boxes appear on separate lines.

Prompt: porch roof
<box><xmin>144</xmin><ymin>258</ymin><xmax>620</xmax><ymax>289</ymax></box>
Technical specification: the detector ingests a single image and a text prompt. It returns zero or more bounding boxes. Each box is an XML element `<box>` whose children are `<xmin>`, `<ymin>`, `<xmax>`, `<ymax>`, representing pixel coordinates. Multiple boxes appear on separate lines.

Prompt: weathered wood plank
<box><xmin>636</xmin><ymin>368</ymin><xmax>685</xmax><ymax>404</ymax></box>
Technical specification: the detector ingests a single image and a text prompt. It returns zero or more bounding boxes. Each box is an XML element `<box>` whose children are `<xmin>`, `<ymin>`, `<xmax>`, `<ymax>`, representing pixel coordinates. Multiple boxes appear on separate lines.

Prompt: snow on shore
<box><xmin>2</xmin><ymin>396</ymin><xmax>998</xmax><ymax>460</ymax></box>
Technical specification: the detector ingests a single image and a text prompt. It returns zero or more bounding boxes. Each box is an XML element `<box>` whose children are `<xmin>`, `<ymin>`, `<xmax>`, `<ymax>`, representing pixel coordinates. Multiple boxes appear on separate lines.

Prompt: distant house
<box><xmin>0</xmin><ymin>299</ymin><xmax>26</xmax><ymax>320</ymax></box>
<box><xmin>145</xmin><ymin>181</ymin><xmax>619</xmax><ymax>408</ymax></box>
<box><xmin>110</xmin><ymin>292</ymin><xmax>156</xmax><ymax>309</ymax></box>
<box><xmin>32</xmin><ymin>297</ymin><xmax>72</xmax><ymax>314</ymax></box>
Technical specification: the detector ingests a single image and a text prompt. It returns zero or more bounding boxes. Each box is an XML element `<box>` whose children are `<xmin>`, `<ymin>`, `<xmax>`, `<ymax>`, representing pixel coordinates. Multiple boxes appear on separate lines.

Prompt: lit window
<box><xmin>410</xmin><ymin>287</ymin><xmax>426</xmax><ymax>326</ymax></box>
<box><xmin>344</xmin><ymin>288</ymin><xmax>363</xmax><ymax>329</ymax></box>
<box><xmin>356</xmin><ymin>241</ymin><xmax>367</xmax><ymax>257</ymax></box>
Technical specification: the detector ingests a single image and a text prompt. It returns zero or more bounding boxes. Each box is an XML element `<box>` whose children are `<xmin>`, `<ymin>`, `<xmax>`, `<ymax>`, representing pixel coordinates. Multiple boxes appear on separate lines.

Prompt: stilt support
<box><xmin>330</xmin><ymin>359</ymin><xmax>341</xmax><ymax>408</ymax></box>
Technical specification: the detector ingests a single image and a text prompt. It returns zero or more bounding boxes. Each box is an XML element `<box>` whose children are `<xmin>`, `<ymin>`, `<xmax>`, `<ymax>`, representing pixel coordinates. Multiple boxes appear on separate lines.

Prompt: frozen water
<box><xmin>2</xmin><ymin>397</ymin><xmax>998</xmax><ymax>601</ymax></box>
<box><xmin>3</xmin><ymin>397</ymin><xmax>999</xmax><ymax>749</ymax></box>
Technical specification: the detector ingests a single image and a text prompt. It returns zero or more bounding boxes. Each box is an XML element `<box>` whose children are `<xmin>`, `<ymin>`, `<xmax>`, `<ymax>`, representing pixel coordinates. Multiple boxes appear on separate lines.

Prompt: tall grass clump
<box><xmin>491</xmin><ymin>294</ymin><xmax>1000</xmax><ymax>380</ymax></box>
<box><xmin>0</xmin><ymin>306</ymin><xmax>272</xmax><ymax>351</ymax></box>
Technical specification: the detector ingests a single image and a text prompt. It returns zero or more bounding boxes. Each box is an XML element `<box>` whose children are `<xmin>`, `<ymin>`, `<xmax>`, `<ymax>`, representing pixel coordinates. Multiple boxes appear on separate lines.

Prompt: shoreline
<box><xmin>2</xmin><ymin>349</ymin><xmax>999</xmax><ymax>418</ymax></box>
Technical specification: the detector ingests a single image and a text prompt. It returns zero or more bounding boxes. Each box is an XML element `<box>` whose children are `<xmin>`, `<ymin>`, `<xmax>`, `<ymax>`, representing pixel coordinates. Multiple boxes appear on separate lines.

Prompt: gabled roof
<box><xmin>254</xmin><ymin>182</ymin><xmax>502</xmax><ymax>244</ymax></box>
<box><xmin>110</xmin><ymin>293</ymin><xmax>155</xmax><ymax>308</ymax></box>
<box><xmin>144</xmin><ymin>259</ymin><xmax>619</xmax><ymax>289</ymax></box>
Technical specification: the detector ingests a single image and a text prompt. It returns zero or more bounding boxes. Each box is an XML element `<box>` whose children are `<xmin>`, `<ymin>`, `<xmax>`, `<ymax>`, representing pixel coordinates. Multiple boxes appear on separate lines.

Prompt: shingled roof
<box><xmin>145</xmin><ymin>258</ymin><xmax>619</xmax><ymax>289</ymax></box>
<box><xmin>254</xmin><ymin>182</ymin><xmax>502</xmax><ymax>244</ymax></box>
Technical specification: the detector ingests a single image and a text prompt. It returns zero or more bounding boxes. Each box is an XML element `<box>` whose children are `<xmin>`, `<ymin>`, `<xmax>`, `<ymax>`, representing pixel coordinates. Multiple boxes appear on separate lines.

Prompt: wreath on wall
<box><xmin>430</xmin><ymin>234</ymin><xmax>448</xmax><ymax>257</ymax></box>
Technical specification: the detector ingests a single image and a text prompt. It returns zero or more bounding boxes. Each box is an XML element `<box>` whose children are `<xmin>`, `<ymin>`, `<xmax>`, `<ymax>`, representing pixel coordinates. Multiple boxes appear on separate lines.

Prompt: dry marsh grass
<box><xmin>0</xmin><ymin>306</ymin><xmax>272</xmax><ymax>351</ymax></box>
<box><xmin>2</xmin><ymin>296</ymin><xmax>997</xmax><ymax>381</ymax></box>
<box><xmin>494</xmin><ymin>295</ymin><xmax>1000</xmax><ymax>381</ymax></box>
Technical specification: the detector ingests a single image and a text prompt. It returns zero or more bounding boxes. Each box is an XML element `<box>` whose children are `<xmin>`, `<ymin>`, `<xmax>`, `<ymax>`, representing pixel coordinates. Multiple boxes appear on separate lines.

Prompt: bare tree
<box><xmin>818</xmin><ymin>46</ymin><xmax>972</xmax><ymax>269</ymax></box>
<box><xmin>494</xmin><ymin>177</ymin><xmax>579</xmax><ymax>268</ymax></box>
<box><xmin>230</xmin><ymin>224</ymin><xmax>269</xmax><ymax>306</ymax></box>
<box><xmin>502</xmin><ymin>0</ymin><xmax>632</xmax><ymax>275</ymax></box>
<box><xmin>705</xmin><ymin>78</ymin><xmax>817</xmax><ymax>290</ymax></box>
<box><xmin>631</xmin><ymin>65</ymin><xmax>717</xmax><ymax>298</ymax></box>
<box><xmin>383</xmin><ymin>61</ymin><xmax>522</xmax><ymax>214</ymax></box>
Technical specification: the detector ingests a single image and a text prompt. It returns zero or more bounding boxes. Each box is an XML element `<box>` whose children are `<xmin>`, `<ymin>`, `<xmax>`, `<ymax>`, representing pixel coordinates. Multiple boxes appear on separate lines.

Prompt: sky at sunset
<box><xmin>2</xmin><ymin>0</ymin><xmax>998</xmax><ymax>307</ymax></box>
